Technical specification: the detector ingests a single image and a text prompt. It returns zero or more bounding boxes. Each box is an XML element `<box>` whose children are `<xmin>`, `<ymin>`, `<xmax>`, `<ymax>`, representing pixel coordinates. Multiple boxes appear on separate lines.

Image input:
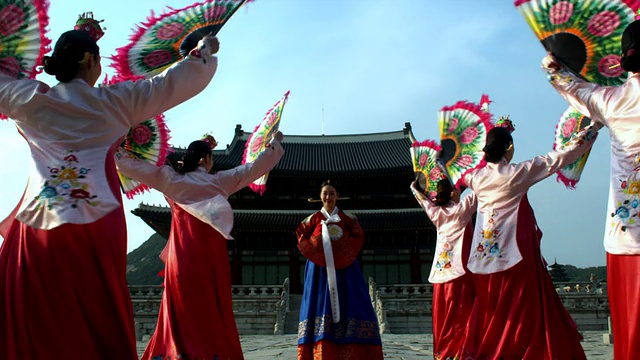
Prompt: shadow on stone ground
<box><xmin>137</xmin><ymin>331</ymin><xmax>613</xmax><ymax>359</ymax></box>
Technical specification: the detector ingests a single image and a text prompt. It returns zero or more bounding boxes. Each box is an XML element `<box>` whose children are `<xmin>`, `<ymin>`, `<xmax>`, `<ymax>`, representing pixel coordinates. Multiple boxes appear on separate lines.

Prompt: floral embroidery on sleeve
<box><xmin>474</xmin><ymin>210</ymin><xmax>503</xmax><ymax>262</ymax></box>
<box><xmin>35</xmin><ymin>150</ymin><xmax>99</xmax><ymax>210</ymax></box>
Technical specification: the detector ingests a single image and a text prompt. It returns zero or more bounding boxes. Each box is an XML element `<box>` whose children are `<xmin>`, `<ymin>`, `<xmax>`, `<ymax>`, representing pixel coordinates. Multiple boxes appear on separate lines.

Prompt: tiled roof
<box><xmin>132</xmin><ymin>205</ymin><xmax>433</xmax><ymax>239</ymax></box>
<box><xmin>167</xmin><ymin>123</ymin><xmax>416</xmax><ymax>175</ymax></box>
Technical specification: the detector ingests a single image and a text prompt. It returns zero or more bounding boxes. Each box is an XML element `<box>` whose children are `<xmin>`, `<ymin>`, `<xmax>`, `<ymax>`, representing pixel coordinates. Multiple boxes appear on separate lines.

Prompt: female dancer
<box><xmin>296</xmin><ymin>181</ymin><xmax>383</xmax><ymax>360</ymax></box>
<box><xmin>0</xmin><ymin>28</ymin><xmax>220</xmax><ymax>358</ymax></box>
<box><xmin>543</xmin><ymin>19</ymin><xmax>640</xmax><ymax>359</ymax></box>
<box><xmin>116</xmin><ymin>132</ymin><xmax>284</xmax><ymax>360</ymax></box>
<box><xmin>461</xmin><ymin>125</ymin><xmax>596</xmax><ymax>359</ymax></box>
<box><xmin>410</xmin><ymin>179</ymin><xmax>477</xmax><ymax>359</ymax></box>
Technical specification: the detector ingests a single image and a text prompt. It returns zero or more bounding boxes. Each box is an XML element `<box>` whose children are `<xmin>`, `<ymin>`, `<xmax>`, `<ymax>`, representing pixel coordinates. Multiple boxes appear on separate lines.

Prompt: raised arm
<box><xmin>105</xmin><ymin>36</ymin><xmax>220</xmax><ymax>126</ymax></box>
<box><xmin>542</xmin><ymin>55</ymin><xmax>619</xmax><ymax>127</ymax></box>
<box><xmin>114</xmin><ymin>147</ymin><xmax>181</xmax><ymax>195</ymax></box>
<box><xmin>509</xmin><ymin>126</ymin><xmax>598</xmax><ymax>191</ymax></box>
<box><xmin>410</xmin><ymin>180</ymin><xmax>441</xmax><ymax>225</ymax></box>
<box><xmin>215</xmin><ymin>136</ymin><xmax>285</xmax><ymax>195</ymax></box>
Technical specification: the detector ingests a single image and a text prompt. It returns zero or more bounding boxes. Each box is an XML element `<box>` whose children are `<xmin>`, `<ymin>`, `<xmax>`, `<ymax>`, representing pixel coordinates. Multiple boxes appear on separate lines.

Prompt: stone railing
<box><xmin>129</xmin><ymin>279</ymin><xmax>290</xmax><ymax>340</ymax></box>
<box><xmin>273</xmin><ymin>277</ymin><xmax>290</xmax><ymax>335</ymax></box>
<box><xmin>368</xmin><ymin>278</ymin><xmax>389</xmax><ymax>334</ymax></box>
<box><xmin>553</xmin><ymin>281</ymin><xmax>607</xmax><ymax>295</ymax></box>
<box><xmin>366</xmin><ymin>281</ymin><xmax>610</xmax><ymax>334</ymax></box>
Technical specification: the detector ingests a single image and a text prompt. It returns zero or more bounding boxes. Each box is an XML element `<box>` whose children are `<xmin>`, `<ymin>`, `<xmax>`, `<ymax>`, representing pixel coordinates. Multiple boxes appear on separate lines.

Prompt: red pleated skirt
<box><xmin>0</xmin><ymin>150</ymin><xmax>137</xmax><ymax>359</ymax></box>
<box><xmin>432</xmin><ymin>223</ymin><xmax>476</xmax><ymax>359</ymax></box>
<box><xmin>607</xmin><ymin>252</ymin><xmax>640</xmax><ymax>360</ymax></box>
<box><xmin>142</xmin><ymin>201</ymin><xmax>243</xmax><ymax>360</ymax></box>
<box><xmin>468</xmin><ymin>196</ymin><xmax>585</xmax><ymax>360</ymax></box>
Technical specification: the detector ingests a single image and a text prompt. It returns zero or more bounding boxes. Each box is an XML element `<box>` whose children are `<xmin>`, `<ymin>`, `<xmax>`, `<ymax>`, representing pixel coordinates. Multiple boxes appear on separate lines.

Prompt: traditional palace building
<box><xmin>129</xmin><ymin>123</ymin><xmax>610</xmax><ymax>337</ymax></box>
<box><xmin>133</xmin><ymin>123</ymin><xmax>436</xmax><ymax>294</ymax></box>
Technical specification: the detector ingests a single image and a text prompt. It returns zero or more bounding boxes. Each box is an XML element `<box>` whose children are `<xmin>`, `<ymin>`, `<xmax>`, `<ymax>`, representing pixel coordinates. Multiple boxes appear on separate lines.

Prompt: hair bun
<box><xmin>622</xmin><ymin>52</ymin><xmax>640</xmax><ymax>73</ymax></box>
<box><xmin>42</xmin><ymin>55</ymin><xmax>60</xmax><ymax>76</ymax></box>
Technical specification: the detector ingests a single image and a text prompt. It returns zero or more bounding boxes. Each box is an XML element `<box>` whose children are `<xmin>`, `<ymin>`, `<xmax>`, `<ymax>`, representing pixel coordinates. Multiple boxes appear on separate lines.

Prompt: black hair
<box><xmin>320</xmin><ymin>180</ymin><xmax>339</xmax><ymax>194</ymax></box>
<box><xmin>43</xmin><ymin>30</ymin><xmax>100</xmax><ymax>83</ymax></box>
<box><xmin>434</xmin><ymin>179</ymin><xmax>453</xmax><ymax>206</ymax></box>
<box><xmin>177</xmin><ymin>140</ymin><xmax>211</xmax><ymax>174</ymax></box>
<box><xmin>622</xmin><ymin>20</ymin><xmax>640</xmax><ymax>73</ymax></box>
<box><xmin>483</xmin><ymin>127</ymin><xmax>513</xmax><ymax>163</ymax></box>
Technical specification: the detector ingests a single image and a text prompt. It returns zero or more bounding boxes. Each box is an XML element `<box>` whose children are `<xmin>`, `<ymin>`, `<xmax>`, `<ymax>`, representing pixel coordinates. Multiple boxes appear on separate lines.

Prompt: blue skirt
<box><xmin>297</xmin><ymin>259</ymin><xmax>382</xmax><ymax>346</ymax></box>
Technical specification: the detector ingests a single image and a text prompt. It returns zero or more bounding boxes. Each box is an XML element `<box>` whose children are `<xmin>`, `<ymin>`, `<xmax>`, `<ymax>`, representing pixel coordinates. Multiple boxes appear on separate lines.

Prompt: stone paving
<box><xmin>137</xmin><ymin>331</ymin><xmax>613</xmax><ymax>359</ymax></box>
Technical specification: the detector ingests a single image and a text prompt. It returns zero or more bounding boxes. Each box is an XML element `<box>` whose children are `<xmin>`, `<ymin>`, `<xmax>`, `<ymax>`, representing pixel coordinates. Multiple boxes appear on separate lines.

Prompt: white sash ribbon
<box><xmin>321</xmin><ymin>207</ymin><xmax>341</xmax><ymax>323</ymax></box>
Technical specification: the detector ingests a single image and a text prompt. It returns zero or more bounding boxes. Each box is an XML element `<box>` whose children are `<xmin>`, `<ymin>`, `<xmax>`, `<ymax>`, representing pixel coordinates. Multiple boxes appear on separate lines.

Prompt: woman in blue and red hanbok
<box><xmin>115</xmin><ymin>133</ymin><xmax>284</xmax><ymax>360</ymax></box>
<box><xmin>0</xmin><ymin>29</ymin><xmax>219</xmax><ymax>359</ymax></box>
<box><xmin>411</xmin><ymin>179</ymin><xmax>477</xmax><ymax>359</ymax></box>
<box><xmin>544</xmin><ymin>20</ymin><xmax>640</xmax><ymax>359</ymax></box>
<box><xmin>461</xmin><ymin>125</ymin><xmax>597</xmax><ymax>360</ymax></box>
<box><xmin>296</xmin><ymin>181</ymin><xmax>383</xmax><ymax>359</ymax></box>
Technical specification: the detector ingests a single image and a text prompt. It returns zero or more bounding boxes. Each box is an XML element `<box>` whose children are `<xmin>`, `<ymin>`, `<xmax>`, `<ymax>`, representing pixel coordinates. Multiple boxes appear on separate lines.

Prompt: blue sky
<box><xmin>0</xmin><ymin>0</ymin><xmax>611</xmax><ymax>267</ymax></box>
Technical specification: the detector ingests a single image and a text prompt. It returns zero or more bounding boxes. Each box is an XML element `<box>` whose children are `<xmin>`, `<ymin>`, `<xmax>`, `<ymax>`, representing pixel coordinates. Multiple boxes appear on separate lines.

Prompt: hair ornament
<box><xmin>495</xmin><ymin>115</ymin><xmax>516</xmax><ymax>134</ymax></box>
<box><xmin>75</xmin><ymin>12</ymin><xmax>105</xmax><ymax>41</ymax></box>
<box><xmin>201</xmin><ymin>134</ymin><xmax>218</xmax><ymax>150</ymax></box>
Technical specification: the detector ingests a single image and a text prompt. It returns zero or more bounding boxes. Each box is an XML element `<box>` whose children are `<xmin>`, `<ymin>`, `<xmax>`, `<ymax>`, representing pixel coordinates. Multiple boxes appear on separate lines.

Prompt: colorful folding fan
<box><xmin>0</xmin><ymin>0</ymin><xmax>51</xmax><ymax>119</ymax></box>
<box><xmin>553</xmin><ymin>106</ymin><xmax>595</xmax><ymax>188</ymax></box>
<box><xmin>242</xmin><ymin>90</ymin><xmax>290</xmax><ymax>195</ymax></box>
<box><xmin>515</xmin><ymin>0</ymin><xmax>640</xmax><ymax>86</ymax></box>
<box><xmin>103</xmin><ymin>75</ymin><xmax>171</xmax><ymax>198</ymax></box>
<box><xmin>410</xmin><ymin>140</ymin><xmax>443</xmax><ymax>200</ymax></box>
<box><xmin>112</xmin><ymin>0</ymin><xmax>251</xmax><ymax>79</ymax></box>
<box><xmin>438</xmin><ymin>101</ymin><xmax>493</xmax><ymax>188</ymax></box>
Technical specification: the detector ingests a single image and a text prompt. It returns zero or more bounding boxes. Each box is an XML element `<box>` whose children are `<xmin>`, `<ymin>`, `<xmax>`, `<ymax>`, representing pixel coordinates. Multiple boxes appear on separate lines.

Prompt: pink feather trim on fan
<box><xmin>411</xmin><ymin>139</ymin><xmax>441</xmax><ymax>150</ymax></box>
<box><xmin>479</xmin><ymin>94</ymin><xmax>491</xmax><ymax>112</ymax></box>
<box><xmin>515</xmin><ymin>0</ymin><xmax>640</xmax><ymax>14</ymax></box>
<box><xmin>32</xmin><ymin>0</ymin><xmax>52</xmax><ymax>78</ymax></box>
<box><xmin>1</xmin><ymin>0</ymin><xmax>52</xmax><ymax>121</ymax></box>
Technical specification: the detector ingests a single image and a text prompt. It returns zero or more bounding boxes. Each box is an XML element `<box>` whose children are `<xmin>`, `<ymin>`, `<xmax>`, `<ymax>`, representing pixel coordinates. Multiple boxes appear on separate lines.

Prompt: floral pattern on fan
<box><xmin>410</xmin><ymin>140</ymin><xmax>442</xmax><ymax>200</ymax></box>
<box><xmin>438</xmin><ymin>101</ymin><xmax>493</xmax><ymax>188</ymax></box>
<box><xmin>242</xmin><ymin>91</ymin><xmax>290</xmax><ymax>195</ymax></box>
<box><xmin>111</xmin><ymin>0</ymin><xmax>250</xmax><ymax>79</ymax></box>
<box><xmin>515</xmin><ymin>0</ymin><xmax>640</xmax><ymax>86</ymax></box>
<box><xmin>0</xmin><ymin>0</ymin><xmax>51</xmax><ymax>120</ymax></box>
<box><xmin>103</xmin><ymin>75</ymin><xmax>171</xmax><ymax>198</ymax></box>
<box><xmin>117</xmin><ymin>114</ymin><xmax>171</xmax><ymax>199</ymax></box>
<box><xmin>553</xmin><ymin>106</ymin><xmax>595</xmax><ymax>188</ymax></box>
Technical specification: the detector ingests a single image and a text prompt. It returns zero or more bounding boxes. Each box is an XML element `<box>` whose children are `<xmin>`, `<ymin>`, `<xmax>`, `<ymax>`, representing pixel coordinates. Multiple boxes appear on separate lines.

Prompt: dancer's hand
<box><xmin>203</xmin><ymin>35</ymin><xmax>220</xmax><ymax>55</ymax></box>
<box><xmin>542</xmin><ymin>53</ymin><xmax>561</xmax><ymax>72</ymax></box>
<box><xmin>272</xmin><ymin>131</ymin><xmax>283</xmax><ymax>143</ymax></box>
<box><xmin>191</xmin><ymin>35</ymin><xmax>220</xmax><ymax>60</ymax></box>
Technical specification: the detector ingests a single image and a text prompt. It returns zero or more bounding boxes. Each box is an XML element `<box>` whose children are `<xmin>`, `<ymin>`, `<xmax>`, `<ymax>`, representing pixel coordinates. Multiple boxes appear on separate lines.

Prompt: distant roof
<box><xmin>168</xmin><ymin>123</ymin><xmax>417</xmax><ymax>175</ymax></box>
<box><xmin>132</xmin><ymin>204</ymin><xmax>433</xmax><ymax>239</ymax></box>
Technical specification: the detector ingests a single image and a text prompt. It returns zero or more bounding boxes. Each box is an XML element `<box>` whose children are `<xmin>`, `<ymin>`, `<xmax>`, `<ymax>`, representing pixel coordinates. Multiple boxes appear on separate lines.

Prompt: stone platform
<box><xmin>137</xmin><ymin>331</ymin><xmax>613</xmax><ymax>359</ymax></box>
